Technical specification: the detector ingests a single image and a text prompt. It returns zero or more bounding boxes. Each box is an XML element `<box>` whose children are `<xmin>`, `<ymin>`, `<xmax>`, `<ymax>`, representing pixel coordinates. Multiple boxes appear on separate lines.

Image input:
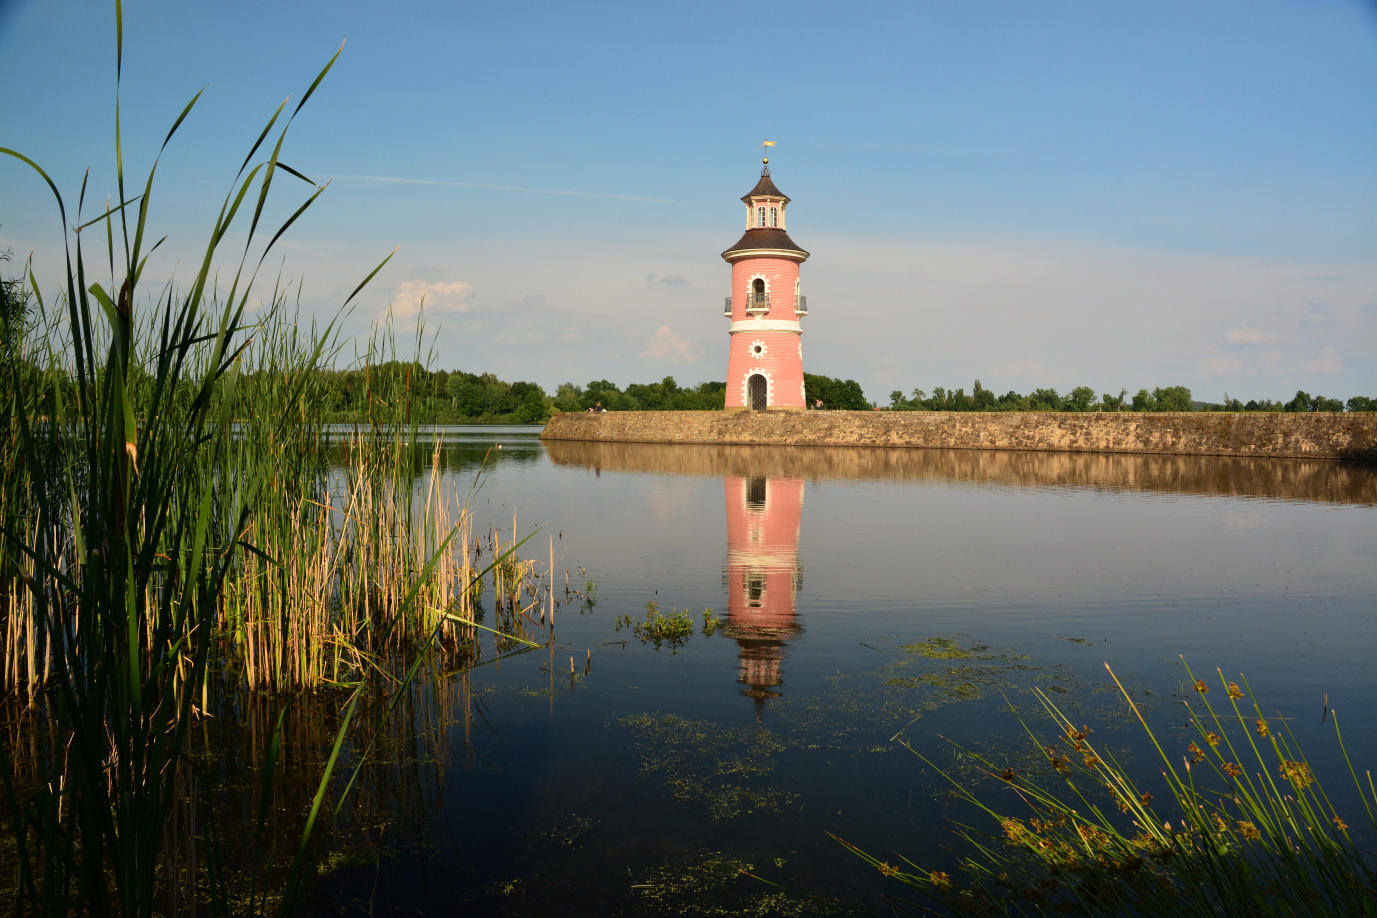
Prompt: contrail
<box><xmin>327</xmin><ymin>175</ymin><xmax>679</xmax><ymax>205</ymax></box>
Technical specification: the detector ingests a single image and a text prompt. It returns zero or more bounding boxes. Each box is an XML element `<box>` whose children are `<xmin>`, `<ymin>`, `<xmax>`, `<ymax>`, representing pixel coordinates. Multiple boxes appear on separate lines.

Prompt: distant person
<box><xmin>593</xmin><ymin>402</ymin><xmax>606</xmax><ymax>413</ymax></box>
<box><xmin>813</xmin><ymin>398</ymin><xmax>824</xmax><ymax>410</ymax></box>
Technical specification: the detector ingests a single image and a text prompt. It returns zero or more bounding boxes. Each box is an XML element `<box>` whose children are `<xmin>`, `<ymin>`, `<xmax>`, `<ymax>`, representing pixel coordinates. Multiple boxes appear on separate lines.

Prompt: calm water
<box><xmin>307</xmin><ymin>426</ymin><xmax>1376</xmax><ymax>916</ymax></box>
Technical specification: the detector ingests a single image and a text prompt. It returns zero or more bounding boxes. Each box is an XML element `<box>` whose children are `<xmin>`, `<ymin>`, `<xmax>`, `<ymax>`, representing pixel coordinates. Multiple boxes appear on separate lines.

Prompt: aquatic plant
<box><xmin>839</xmin><ymin>661</ymin><xmax>1377</xmax><ymax>915</ymax></box>
<box><xmin>617</xmin><ymin>601</ymin><xmax>706</xmax><ymax>652</ymax></box>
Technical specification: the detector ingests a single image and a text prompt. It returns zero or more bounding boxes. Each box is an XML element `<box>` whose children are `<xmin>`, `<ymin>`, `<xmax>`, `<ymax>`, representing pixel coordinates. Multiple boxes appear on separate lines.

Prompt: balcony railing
<box><xmin>726</xmin><ymin>294</ymin><xmax>808</xmax><ymax>317</ymax></box>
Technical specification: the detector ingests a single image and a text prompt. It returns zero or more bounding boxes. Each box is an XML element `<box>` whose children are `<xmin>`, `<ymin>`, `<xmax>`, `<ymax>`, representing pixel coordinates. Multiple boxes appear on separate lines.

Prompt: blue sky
<box><xmin>2</xmin><ymin>0</ymin><xmax>1374</xmax><ymax>401</ymax></box>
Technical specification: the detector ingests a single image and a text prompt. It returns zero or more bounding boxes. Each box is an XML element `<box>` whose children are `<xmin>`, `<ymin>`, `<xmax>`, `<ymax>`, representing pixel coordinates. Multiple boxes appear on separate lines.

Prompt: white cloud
<box><xmin>391</xmin><ymin>279</ymin><xmax>475</xmax><ymax>318</ymax></box>
<box><xmin>1197</xmin><ymin>346</ymin><xmax>1342</xmax><ymax>379</ymax></box>
<box><xmin>1225</xmin><ymin>328</ymin><xmax>1279</xmax><ymax>345</ymax></box>
<box><xmin>1296</xmin><ymin>350</ymin><xmax>1344</xmax><ymax>375</ymax></box>
<box><xmin>640</xmin><ymin>325</ymin><xmax>702</xmax><ymax>365</ymax></box>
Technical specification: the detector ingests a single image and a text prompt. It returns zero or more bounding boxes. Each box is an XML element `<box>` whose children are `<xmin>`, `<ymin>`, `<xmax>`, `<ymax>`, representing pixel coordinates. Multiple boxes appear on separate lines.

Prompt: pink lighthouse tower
<box><xmin>722</xmin><ymin>157</ymin><xmax>810</xmax><ymax>410</ymax></box>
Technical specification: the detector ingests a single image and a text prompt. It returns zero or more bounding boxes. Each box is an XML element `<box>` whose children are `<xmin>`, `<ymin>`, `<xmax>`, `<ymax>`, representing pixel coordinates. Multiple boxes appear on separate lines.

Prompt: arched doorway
<box><xmin>748</xmin><ymin>374</ymin><xmax>768</xmax><ymax>410</ymax></box>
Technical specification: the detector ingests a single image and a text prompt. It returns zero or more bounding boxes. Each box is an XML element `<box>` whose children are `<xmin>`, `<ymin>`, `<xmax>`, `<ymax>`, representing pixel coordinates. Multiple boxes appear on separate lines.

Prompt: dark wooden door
<box><xmin>748</xmin><ymin>374</ymin><xmax>767</xmax><ymax>410</ymax></box>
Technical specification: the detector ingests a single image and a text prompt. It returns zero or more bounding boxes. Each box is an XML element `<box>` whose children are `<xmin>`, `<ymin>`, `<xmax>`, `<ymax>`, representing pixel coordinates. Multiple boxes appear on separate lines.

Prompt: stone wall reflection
<box><xmin>544</xmin><ymin>440</ymin><xmax>1376</xmax><ymax>506</ymax></box>
<box><xmin>724</xmin><ymin>475</ymin><xmax>804</xmax><ymax>720</ymax></box>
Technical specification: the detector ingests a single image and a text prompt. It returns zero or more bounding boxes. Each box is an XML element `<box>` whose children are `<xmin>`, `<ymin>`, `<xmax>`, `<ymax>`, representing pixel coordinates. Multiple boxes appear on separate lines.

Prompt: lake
<box><xmin>305</xmin><ymin>425</ymin><xmax>1376</xmax><ymax>916</ymax></box>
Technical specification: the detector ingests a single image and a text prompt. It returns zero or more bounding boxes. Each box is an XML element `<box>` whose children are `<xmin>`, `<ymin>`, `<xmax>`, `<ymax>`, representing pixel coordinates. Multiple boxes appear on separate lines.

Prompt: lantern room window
<box><xmin>757</xmin><ymin>206</ymin><xmax>766</xmax><ymax>227</ymax></box>
<box><xmin>770</xmin><ymin>207</ymin><xmax>778</xmax><ymax>227</ymax></box>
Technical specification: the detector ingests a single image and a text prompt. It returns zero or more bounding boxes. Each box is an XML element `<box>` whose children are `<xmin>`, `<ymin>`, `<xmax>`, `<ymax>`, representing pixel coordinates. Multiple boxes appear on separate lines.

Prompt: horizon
<box><xmin>1</xmin><ymin>0</ymin><xmax>1373</xmax><ymax>402</ymax></box>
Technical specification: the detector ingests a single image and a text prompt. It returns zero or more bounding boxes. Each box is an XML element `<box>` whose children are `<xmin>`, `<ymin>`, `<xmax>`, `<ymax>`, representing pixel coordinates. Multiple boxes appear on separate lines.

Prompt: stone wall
<box><xmin>539</xmin><ymin>410</ymin><xmax>1377</xmax><ymax>461</ymax></box>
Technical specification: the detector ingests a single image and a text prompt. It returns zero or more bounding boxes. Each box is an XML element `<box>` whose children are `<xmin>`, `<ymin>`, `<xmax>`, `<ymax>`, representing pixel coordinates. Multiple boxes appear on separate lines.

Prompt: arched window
<box><xmin>757</xmin><ymin>206</ymin><xmax>766</xmax><ymax>227</ymax></box>
<box><xmin>770</xmin><ymin>207</ymin><xmax>778</xmax><ymax>227</ymax></box>
<box><xmin>752</xmin><ymin>278</ymin><xmax>765</xmax><ymax>296</ymax></box>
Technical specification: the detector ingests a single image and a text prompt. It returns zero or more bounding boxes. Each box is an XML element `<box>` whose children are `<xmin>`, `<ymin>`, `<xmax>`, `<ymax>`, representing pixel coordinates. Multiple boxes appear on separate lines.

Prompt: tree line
<box><xmin>889</xmin><ymin>381</ymin><xmax>1374</xmax><ymax>413</ymax></box>
<box><xmin>307</xmin><ymin>367</ymin><xmax>876</xmax><ymax>420</ymax></box>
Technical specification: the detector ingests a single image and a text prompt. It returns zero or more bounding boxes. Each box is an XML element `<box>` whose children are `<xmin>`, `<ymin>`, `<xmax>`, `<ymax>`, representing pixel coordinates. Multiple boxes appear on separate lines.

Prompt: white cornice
<box><xmin>729</xmin><ymin>320</ymin><xmax>802</xmax><ymax>334</ymax></box>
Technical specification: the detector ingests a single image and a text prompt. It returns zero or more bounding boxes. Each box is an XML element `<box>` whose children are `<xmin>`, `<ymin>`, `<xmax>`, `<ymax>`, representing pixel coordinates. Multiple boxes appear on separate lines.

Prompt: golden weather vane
<box><xmin>760</xmin><ymin>137</ymin><xmax>776</xmax><ymax>163</ymax></box>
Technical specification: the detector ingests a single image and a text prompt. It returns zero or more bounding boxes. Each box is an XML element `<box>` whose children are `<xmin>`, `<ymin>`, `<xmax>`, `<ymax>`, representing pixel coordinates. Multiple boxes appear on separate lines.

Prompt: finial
<box><xmin>759</xmin><ymin>138</ymin><xmax>775</xmax><ymax>175</ymax></box>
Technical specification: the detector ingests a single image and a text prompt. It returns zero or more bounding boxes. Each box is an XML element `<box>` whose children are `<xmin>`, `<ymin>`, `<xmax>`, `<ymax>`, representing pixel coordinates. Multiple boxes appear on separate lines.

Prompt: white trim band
<box><xmin>729</xmin><ymin>320</ymin><xmax>802</xmax><ymax>334</ymax></box>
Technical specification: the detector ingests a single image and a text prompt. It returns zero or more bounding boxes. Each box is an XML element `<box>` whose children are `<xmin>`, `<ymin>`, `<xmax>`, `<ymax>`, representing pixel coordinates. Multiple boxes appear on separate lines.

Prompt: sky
<box><xmin>1</xmin><ymin>0</ymin><xmax>1374</xmax><ymax>402</ymax></box>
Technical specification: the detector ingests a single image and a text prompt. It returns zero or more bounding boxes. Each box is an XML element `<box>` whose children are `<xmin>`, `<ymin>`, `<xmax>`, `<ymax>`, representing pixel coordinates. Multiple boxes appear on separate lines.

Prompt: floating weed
<box><xmin>520</xmin><ymin>814</ymin><xmax>598</xmax><ymax>852</ymax></box>
<box><xmin>899</xmin><ymin>635</ymin><xmax>996</xmax><ymax>660</ymax></box>
<box><xmin>315</xmin><ymin>847</ymin><xmax>376</xmax><ymax>877</ymax></box>
<box><xmin>630</xmin><ymin>851</ymin><xmax>826</xmax><ymax>916</ymax></box>
<box><xmin>881</xmin><ymin>635</ymin><xmax>1060</xmax><ymax>707</ymax></box>
<box><xmin>622</xmin><ymin>714</ymin><xmax>797</xmax><ymax>822</ymax></box>
<box><xmin>485</xmin><ymin>877</ymin><xmax>523</xmax><ymax>897</ymax></box>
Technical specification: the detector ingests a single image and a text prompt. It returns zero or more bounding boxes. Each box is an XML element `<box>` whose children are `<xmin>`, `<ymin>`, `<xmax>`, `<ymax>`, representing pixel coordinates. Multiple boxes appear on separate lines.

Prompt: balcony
<box><xmin>794</xmin><ymin>295</ymin><xmax>807</xmax><ymax>316</ymax></box>
<box><xmin>746</xmin><ymin>292</ymin><xmax>770</xmax><ymax>316</ymax></box>
<box><xmin>723</xmin><ymin>296</ymin><xmax>732</xmax><ymax>317</ymax></box>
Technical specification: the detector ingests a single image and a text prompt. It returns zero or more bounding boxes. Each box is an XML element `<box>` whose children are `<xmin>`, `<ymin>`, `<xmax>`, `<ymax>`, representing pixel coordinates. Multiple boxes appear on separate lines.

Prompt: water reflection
<box><xmin>724</xmin><ymin>475</ymin><xmax>804</xmax><ymax>719</ymax></box>
<box><xmin>544</xmin><ymin>440</ymin><xmax>1377</xmax><ymax>505</ymax></box>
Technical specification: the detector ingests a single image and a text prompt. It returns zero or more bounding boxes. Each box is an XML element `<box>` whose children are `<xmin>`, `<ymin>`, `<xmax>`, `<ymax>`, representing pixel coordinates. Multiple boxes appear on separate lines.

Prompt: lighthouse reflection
<box><xmin>723</xmin><ymin>474</ymin><xmax>804</xmax><ymax>720</ymax></box>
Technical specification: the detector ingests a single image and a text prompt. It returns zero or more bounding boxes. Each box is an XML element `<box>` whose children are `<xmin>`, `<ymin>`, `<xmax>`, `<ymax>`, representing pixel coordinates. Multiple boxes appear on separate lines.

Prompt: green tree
<box><xmin>1285</xmin><ymin>390</ymin><xmax>1314</xmax><ymax>412</ymax></box>
<box><xmin>1065</xmin><ymin>386</ymin><xmax>1096</xmax><ymax>412</ymax></box>
<box><xmin>1348</xmin><ymin>396</ymin><xmax>1376</xmax><ymax>412</ymax></box>
<box><xmin>1153</xmin><ymin>386</ymin><xmax>1194</xmax><ymax>411</ymax></box>
<box><xmin>805</xmin><ymin>373</ymin><xmax>868</xmax><ymax>410</ymax></box>
<box><xmin>1027</xmin><ymin>388</ymin><xmax>1063</xmax><ymax>411</ymax></box>
<box><xmin>517</xmin><ymin>386</ymin><xmax>548</xmax><ymax>422</ymax></box>
<box><xmin>1133</xmin><ymin>386</ymin><xmax>1193</xmax><ymax>411</ymax></box>
<box><xmin>553</xmin><ymin>382</ymin><xmax>583</xmax><ymax>412</ymax></box>
<box><xmin>972</xmin><ymin>379</ymin><xmax>997</xmax><ymax>411</ymax></box>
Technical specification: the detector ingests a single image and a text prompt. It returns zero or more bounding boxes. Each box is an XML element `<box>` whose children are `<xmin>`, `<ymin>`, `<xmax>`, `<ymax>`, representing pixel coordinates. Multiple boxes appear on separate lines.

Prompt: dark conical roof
<box><xmin>741</xmin><ymin>167</ymin><xmax>790</xmax><ymax>203</ymax></box>
<box><xmin>721</xmin><ymin>228</ymin><xmax>809</xmax><ymax>261</ymax></box>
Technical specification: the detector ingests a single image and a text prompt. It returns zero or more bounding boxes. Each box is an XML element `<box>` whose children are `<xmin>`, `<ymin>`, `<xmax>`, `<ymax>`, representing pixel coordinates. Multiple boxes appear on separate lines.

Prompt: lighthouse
<box><xmin>721</xmin><ymin>158</ymin><xmax>809</xmax><ymax>410</ymax></box>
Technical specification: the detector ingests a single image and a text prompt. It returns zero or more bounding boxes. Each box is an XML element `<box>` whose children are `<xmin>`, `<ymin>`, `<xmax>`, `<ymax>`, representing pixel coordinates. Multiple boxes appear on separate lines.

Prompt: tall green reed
<box><xmin>840</xmin><ymin>661</ymin><xmax>1377</xmax><ymax>916</ymax></box>
<box><xmin>0</xmin><ymin>5</ymin><xmax>550</xmax><ymax>914</ymax></box>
